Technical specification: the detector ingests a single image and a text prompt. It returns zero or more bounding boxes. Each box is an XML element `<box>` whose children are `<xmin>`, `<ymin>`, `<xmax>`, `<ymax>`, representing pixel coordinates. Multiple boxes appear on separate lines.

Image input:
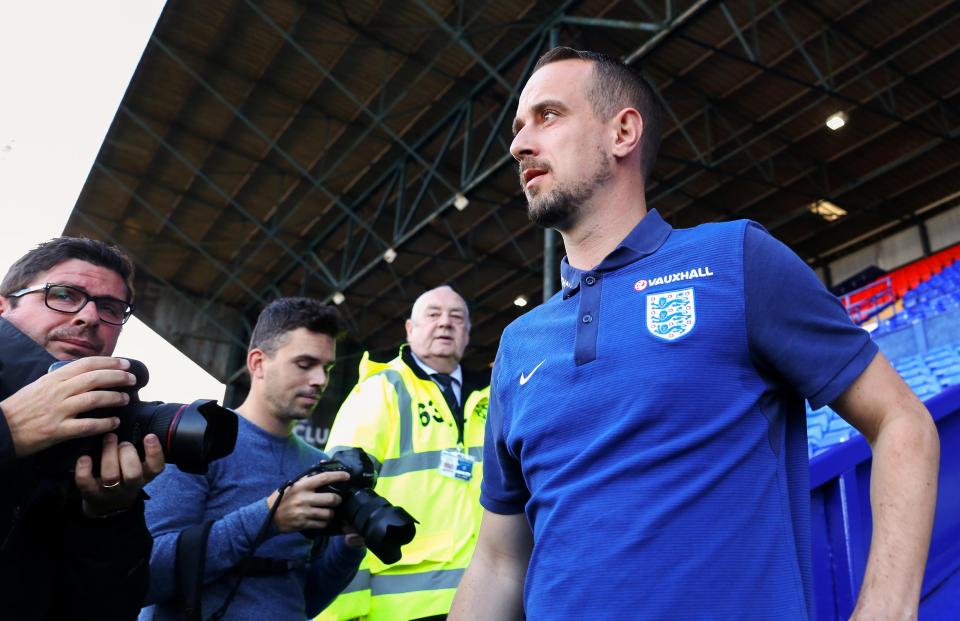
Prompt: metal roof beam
<box><xmin>150</xmin><ymin>37</ymin><xmax>384</xmax><ymax>279</ymax></box>
<box><xmin>295</xmin><ymin>30</ymin><xmax>560</xmax><ymax>301</ymax></box>
<box><xmin>243</xmin><ymin>2</ymin><xmax>582</xmax><ymax>314</ymax></box>
<box><xmin>559</xmin><ymin>16</ymin><xmax>663</xmax><ymax>31</ymax></box>
<box><xmin>184</xmin><ymin>2</ymin><xmax>513</xmax><ymax>314</ymax></box>
<box><xmin>243</xmin><ymin>0</ymin><xmax>459</xmax><ymax>199</ymax></box>
<box><xmin>70</xmin><ymin>209</ymin><xmax>250</xmax><ymax>354</ymax></box>
<box><xmin>718</xmin><ymin>2</ymin><xmax>757</xmax><ymax>62</ymax></box>
<box><xmin>674</xmin><ymin>31</ymin><xmax>959</xmax><ymax>146</ymax></box>
<box><xmin>624</xmin><ymin>0</ymin><xmax>716</xmax><ymax>64</ymax></box>
<box><xmin>353</xmin><ymin>214</ymin><xmax>542</xmax><ymax>349</ymax></box>
<box><xmin>771</xmin><ymin>123</ymin><xmax>960</xmax><ymax>242</ymax></box>
<box><xmin>772</xmin><ymin>5</ymin><xmax>830</xmax><ymax>88</ymax></box>
<box><xmin>190</xmin><ymin>28</ymin><xmax>491</xmax><ymax>312</ymax></box>
<box><xmin>120</xmin><ymin>104</ymin><xmax>340</xmax><ymax>288</ymax></box>
<box><xmin>414</xmin><ymin>0</ymin><xmax>516</xmax><ymax>95</ymax></box>
<box><xmin>95</xmin><ymin>161</ymin><xmax>270</xmax><ymax>306</ymax></box>
<box><xmin>801</xmin><ymin>0</ymin><xmax>960</xmax><ymax>119</ymax></box>
<box><xmin>257</xmin><ymin>0</ymin><xmax>710</xmax><ymax>331</ymax></box>
<box><xmin>646</xmin><ymin>7</ymin><xmax>960</xmax><ymax>222</ymax></box>
<box><xmin>103</xmin><ymin>2</ymin><xmax>247</xmax><ymax>249</ymax></box>
<box><xmin>663</xmin><ymin>54</ymin><xmax>960</xmax><ymax>226</ymax></box>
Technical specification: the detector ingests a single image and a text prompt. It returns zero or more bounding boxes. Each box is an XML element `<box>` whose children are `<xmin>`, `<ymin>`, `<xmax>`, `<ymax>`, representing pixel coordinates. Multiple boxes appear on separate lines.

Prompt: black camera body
<box><xmin>38</xmin><ymin>358</ymin><xmax>238</xmax><ymax>476</ymax></box>
<box><xmin>304</xmin><ymin>447</ymin><xmax>417</xmax><ymax>564</ymax></box>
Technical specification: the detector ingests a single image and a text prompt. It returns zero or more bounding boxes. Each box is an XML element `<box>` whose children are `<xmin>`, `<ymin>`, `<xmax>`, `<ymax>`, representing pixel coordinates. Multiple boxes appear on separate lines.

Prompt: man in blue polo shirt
<box><xmin>449</xmin><ymin>47</ymin><xmax>940</xmax><ymax>620</ymax></box>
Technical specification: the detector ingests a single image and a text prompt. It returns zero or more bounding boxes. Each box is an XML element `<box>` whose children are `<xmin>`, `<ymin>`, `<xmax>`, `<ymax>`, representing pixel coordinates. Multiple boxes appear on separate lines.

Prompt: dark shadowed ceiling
<box><xmin>66</xmin><ymin>0</ymin><xmax>960</xmax><ymax>398</ymax></box>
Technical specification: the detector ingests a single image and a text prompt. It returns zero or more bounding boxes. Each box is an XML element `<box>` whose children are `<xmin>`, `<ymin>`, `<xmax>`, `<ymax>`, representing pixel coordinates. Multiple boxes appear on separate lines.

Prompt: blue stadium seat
<box><xmin>820</xmin><ymin>427</ymin><xmax>854</xmax><ymax>448</ymax></box>
<box><xmin>821</xmin><ymin>261</ymin><xmax>960</xmax><ymax>455</ymax></box>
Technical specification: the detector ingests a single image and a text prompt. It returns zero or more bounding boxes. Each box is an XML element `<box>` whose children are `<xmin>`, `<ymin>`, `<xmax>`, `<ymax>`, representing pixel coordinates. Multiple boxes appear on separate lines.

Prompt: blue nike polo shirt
<box><xmin>481</xmin><ymin>209</ymin><xmax>877</xmax><ymax>620</ymax></box>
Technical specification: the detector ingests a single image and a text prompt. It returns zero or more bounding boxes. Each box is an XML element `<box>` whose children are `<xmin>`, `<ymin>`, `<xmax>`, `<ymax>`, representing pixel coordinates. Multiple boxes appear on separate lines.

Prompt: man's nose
<box><xmin>309</xmin><ymin>368</ymin><xmax>329</xmax><ymax>392</ymax></box>
<box><xmin>72</xmin><ymin>300</ymin><xmax>101</xmax><ymax>325</ymax></box>
<box><xmin>510</xmin><ymin>125</ymin><xmax>537</xmax><ymax>162</ymax></box>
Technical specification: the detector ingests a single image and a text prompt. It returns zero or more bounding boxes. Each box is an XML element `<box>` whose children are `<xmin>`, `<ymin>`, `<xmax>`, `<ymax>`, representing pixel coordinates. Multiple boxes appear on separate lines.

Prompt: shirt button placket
<box><xmin>574</xmin><ymin>272</ymin><xmax>601</xmax><ymax>365</ymax></box>
<box><xmin>582</xmin><ymin>273</ymin><xmax>598</xmax><ymax>323</ymax></box>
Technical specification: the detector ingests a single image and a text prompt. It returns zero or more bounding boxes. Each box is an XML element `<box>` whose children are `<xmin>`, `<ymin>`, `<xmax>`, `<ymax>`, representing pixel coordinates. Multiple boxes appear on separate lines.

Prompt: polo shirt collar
<box><xmin>560</xmin><ymin>208</ymin><xmax>672</xmax><ymax>299</ymax></box>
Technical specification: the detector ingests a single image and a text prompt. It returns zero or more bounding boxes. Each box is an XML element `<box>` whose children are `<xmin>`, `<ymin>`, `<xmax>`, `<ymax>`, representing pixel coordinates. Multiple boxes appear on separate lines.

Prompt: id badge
<box><xmin>438</xmin><ymin>448</ymin><xmax>476</xmax><ymax>481</ymax></box>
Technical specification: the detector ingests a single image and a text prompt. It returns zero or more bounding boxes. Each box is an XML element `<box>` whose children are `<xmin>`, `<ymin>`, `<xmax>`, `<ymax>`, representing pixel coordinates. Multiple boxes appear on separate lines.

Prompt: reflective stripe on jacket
<box><xmin>315</xmin><ymin>347</ymin><xmax>488</xmax><ymax>621</ymax></box>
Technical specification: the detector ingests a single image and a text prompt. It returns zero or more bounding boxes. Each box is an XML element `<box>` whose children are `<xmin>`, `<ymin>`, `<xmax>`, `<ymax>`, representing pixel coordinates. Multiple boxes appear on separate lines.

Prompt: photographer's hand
<box><xmin>342</xmin><ymin>525</ymin><xmax>365</xmax><ymax>548</ymax></box>
<box><xmin>0</xmin><ymin>356</ymin><xmax>135</xmax><ymax>457</ymax></box>
<box><xmin>75</xmin><ymin>432</ymin><xmax>166</xmax><ymax>517</ymax></box>
<box><xmin>268</xmin><ymin>470</ymin><xmax>351</xmax><ymax>533</ymax></box>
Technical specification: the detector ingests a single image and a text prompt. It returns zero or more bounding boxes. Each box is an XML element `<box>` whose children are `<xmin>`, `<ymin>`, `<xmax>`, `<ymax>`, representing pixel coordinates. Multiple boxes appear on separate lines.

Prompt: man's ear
<box><xmin>0</xmin><ymin>295</ymin><xmax>8</xmax><ymax>315</ymax></box>
<box><xmin>405</xmin><ymin>318</ymin><xmax>414</xmax><ymax>341</ymax></box>
<box><xmin>247</xmin><ymin>348</ymin><xmax>266</xmax><ymax>379</ymax></box>
<box><xmin>610</xmin><ymin>107</ymin><xmax>643</xmax><ymax>160</ymax></box>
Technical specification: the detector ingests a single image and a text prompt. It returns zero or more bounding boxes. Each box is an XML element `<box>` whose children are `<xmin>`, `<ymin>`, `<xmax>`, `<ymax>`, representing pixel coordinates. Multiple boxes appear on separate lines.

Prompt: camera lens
<box><xmin>339</xmin><ymin>488</ymin><xmax>417</xmax><ymax>564</ymax></box>
<box><xmin>37</xmin><ymin>359</ymin><xmax>238</xmax><ymax>477</ymax></box>
<box><xmin>135</xmin><ymin>399</ymin><xmax>238</xmax><ymax>474</ymax></box>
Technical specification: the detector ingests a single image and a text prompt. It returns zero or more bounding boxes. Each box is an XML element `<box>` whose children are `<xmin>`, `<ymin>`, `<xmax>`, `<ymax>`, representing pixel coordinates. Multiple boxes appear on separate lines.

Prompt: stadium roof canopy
<box><xmin>66</xmin><ymin>0</ymin><xmax>960</xmax><ymax>393</ymax></box>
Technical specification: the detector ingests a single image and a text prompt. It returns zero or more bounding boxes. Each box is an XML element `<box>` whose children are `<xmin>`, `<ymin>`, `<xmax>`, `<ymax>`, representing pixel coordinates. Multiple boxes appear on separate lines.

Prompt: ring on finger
<box><xmin>102</xmin><ymin>480</ymin><xmax>122</xmax><ymax>489</ymax></box>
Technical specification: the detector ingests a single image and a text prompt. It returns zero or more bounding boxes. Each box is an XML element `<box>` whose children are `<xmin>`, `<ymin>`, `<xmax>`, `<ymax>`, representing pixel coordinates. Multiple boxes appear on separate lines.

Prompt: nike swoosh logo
<box><xmin>520</xmin><ymin>360</ymin><xmax>546</xmax><ymax>385</ymax></box>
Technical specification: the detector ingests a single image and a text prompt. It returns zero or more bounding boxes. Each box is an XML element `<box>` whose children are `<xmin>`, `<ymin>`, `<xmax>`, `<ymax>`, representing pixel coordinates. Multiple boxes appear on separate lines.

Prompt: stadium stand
<box><xmin>811</xmin><ymin>244</ymin><xmax>960</xmax><ymax>457</ymax></box>
<box><xmin>839</xmin><ymin>244</ymin><xmax>960</xmax><ymax>330</ymax></box>
<box><xmin>811</xmin><ymin>245</ymin><xmax>960</xmax><ymax>618</ymax></box>
<box><xmin>807</xmin><ymin>342</ymin><xmax>960</xmax><ymax>456</ymax></box>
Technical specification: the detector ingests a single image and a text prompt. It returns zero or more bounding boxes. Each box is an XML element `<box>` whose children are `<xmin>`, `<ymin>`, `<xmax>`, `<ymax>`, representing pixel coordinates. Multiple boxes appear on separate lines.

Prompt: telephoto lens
<box><xmin>304</xmin><ymin>448</ymin><xmax>418</xmax><ymax>564</ymax></box>
<box><xmin>335</xmin><ymin>487</ymin><xmax>418</xmax><ymax>564</ymax></box>
<box><xmin>37</xmin><ymin>359</ymin><xmax>238</xmax><ymax>475</ymax></box>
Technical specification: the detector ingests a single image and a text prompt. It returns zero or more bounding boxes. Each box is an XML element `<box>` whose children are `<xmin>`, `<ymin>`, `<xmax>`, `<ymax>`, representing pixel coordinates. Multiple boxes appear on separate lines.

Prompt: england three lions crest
<box><xmin>646</xmin><ymin>288</ymin><xmax>696</xmax><ymax>341</ymax></box>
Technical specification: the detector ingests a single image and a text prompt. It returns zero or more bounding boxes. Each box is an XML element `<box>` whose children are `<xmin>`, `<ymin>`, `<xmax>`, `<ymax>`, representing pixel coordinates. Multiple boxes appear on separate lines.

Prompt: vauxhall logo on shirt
<box><xmin>634</xmin><ymin>266</ymin><xmax>711</xmax><ymax>341</ymax></box>
<box><xmin>633</xmin><ymin>266</ymin><xmax>714</xmax><ymax>292</ymax></box>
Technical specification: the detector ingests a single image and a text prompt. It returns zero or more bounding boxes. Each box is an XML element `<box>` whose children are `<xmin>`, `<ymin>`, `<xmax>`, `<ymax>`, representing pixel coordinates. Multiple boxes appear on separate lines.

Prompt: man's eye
<box><xmin>543</xmin><ymin>110</ymin><xmax>557</xmax><ymax>121</ymax></box>
<box><xmin>100</xmin><ymin>304</ymin><xmax>124</xmax><ymax>320</ymax></box>
<box><xmin>50</xmin><ymin>287</ymin><xmax>80</xmax><ymax>302</ymax></box>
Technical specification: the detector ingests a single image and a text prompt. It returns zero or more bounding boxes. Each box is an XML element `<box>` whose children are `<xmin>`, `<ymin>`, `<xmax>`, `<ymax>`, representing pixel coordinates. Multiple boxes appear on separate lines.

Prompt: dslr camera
<box><xmin>304</xmin><ymin>447</ymin><xmax>417</xmax><ymax>564</ymax></box>
<box><xmin>38</xmin><ymin>358</ymin><xmax>238</xmax><ymax>475</ymax></box>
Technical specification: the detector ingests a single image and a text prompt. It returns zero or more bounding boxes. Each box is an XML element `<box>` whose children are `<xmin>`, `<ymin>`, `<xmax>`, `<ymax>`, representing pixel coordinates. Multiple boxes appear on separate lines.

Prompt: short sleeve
<box><xmin>744</xmin><ymin>222</ymin><xmax>878</xmax><ymax>409</ymax></box>
<box><xmin>480</xmin><ymin>342</ymin><xmax>528</xmax><ymax>514</ymax></box>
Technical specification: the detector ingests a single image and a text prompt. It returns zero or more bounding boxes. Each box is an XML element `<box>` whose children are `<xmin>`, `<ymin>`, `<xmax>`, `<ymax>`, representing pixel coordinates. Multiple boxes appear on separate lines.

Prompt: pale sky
<box><xmin>0</xmin><ymin>1</ymin><xmax>226</xmax><ymax>403</ymax></box>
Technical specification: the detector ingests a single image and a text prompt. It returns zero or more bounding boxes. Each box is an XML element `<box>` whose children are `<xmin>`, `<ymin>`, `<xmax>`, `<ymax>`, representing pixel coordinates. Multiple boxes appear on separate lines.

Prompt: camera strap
<box><xmin>175</xmin><ymin>520</ymin><xmax>214</xmax><ymax>621</ymax></box>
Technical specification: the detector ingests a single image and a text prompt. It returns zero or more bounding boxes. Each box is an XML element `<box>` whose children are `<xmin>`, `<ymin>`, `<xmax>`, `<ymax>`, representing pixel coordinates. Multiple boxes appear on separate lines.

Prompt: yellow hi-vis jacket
<box><xmin>315</xmin><ymin>347</ymin><xmax>489</xmax><ymax>621</ymax></box>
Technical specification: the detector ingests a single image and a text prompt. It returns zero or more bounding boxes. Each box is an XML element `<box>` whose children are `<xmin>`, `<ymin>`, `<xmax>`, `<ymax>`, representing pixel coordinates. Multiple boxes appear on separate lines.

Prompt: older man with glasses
<box><xmin>0</xmin><ymin>236</ymin><xmax>164</xmax><ymax>621</ymax></box>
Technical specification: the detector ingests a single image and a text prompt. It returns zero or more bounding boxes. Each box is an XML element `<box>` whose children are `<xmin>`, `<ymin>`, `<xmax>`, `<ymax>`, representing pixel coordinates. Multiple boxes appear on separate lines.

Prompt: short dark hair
<box><xmin>0</xmin><ymin>237</ymin><xmax>136</xmax><ymax>307</ymax></box>
<box><xmin>248</xmin><ymin>297</ymin><xmax>344</xmax><ymax>355</ymax></box>
<box><xmin>533</xmin><ymin>46</ymin><xmax>662</xmax><ymax>183</ymax></box>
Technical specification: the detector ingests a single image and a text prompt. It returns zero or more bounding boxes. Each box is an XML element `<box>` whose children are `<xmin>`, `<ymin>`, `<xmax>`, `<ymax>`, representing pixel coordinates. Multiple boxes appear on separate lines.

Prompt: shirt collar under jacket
<box><xmin>560</xmin><ymin>208</ymin><xmax>673</xmax><ymax>299</ymax></box>
<box><xmin>410</xmin><ymin>349</ymin><xmax>463</xmax><ymax>387</ymax></box>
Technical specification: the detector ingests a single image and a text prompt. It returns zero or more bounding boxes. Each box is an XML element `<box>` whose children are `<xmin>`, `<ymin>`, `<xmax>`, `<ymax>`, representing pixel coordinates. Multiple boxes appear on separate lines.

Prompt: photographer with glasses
<box><xmin>0</xmin><ymin>237</ymin><xmax>165</xmax><ymax>621</ymax></box>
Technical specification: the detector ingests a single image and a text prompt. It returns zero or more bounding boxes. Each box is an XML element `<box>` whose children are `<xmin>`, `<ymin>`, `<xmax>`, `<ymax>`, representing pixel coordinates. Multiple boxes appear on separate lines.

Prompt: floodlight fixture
<box><xmin>825</xmin><ymin>111</ymin><xmax>848</xmax><ymax>131</ymax></box>
<box><xmin>809</xmin><ymin>199</ymin><xmax>847</xmax><ymax>222</ymax></box>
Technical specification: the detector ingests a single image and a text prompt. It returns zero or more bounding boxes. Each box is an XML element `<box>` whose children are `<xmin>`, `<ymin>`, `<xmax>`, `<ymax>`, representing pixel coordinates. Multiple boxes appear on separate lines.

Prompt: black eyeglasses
<box><xmin>7</xmin><ymin>283</ymin><xmax>135</xmax><ymax>325</ymax></box>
